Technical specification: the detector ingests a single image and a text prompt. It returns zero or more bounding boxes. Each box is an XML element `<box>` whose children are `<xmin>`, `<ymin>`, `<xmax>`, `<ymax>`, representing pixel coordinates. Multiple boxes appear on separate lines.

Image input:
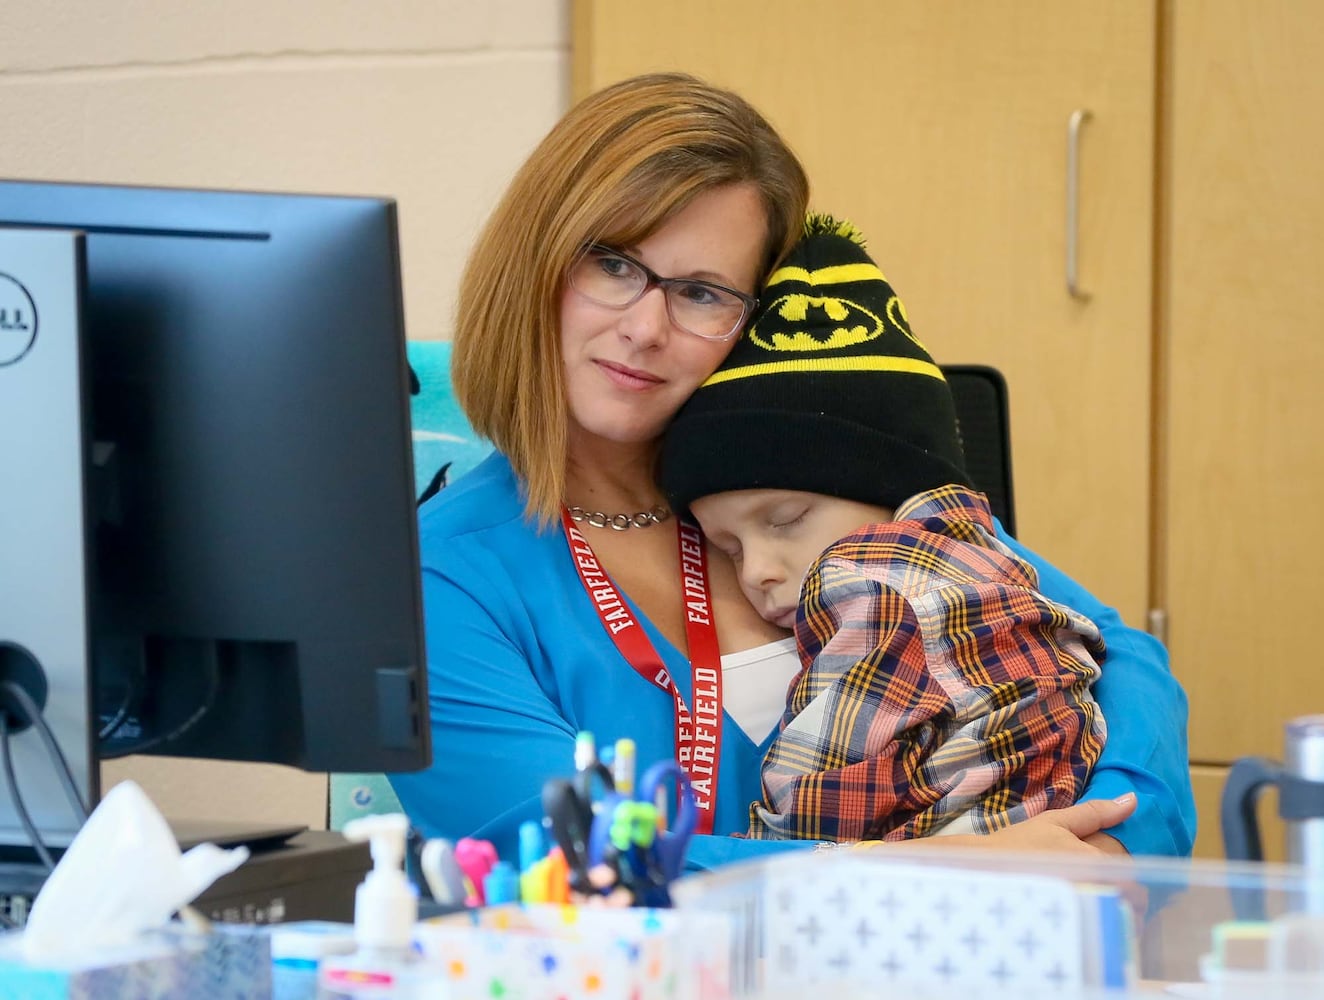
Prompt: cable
<box><xmin>0</xmin><ymin>714</ymin><xmax>55</xmax><ymax>872</ymax></box>
<box><xmin>98</xmin><ymin>656</ymin><xmax>220</xmax><ymax>759</ymax></box>
<box><xmin>0</xmin><ymin>681</ymin><xmax>89</xmax><ymax>822</ymax></box>
<box><xmin>96</xmin><ymin>642</ymin><xmax>147</xmax><ymax>741</ymax></box>
<box><xmin>97</xmin><ymin>682</ymin><xmax>136</xmax><ymax>741</ymax></box>
<box><xmin>95</xmin><ymin>656</ymin><xmax>139</xmax><ymax>741</ymax></box>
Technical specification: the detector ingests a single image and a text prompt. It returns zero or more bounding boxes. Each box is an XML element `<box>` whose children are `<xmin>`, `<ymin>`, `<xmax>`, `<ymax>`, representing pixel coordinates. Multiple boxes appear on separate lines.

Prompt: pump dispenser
<box><xmin>318</xmin><ymin>813</ymin><xmax>425</xmax><ymax>999</ymax></box>
<box><xmin>349</xmin><ymin>814</ymin><xmax>417</xmax><ymax>950</ymax></box>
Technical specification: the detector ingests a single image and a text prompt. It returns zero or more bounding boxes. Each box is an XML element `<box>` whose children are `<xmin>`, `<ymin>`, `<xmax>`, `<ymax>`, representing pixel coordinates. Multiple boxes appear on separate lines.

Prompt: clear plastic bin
<box><xmin>671</xmin><ymin>846</ymin><xmax>1324</xmax><ymax>998</ymax></box>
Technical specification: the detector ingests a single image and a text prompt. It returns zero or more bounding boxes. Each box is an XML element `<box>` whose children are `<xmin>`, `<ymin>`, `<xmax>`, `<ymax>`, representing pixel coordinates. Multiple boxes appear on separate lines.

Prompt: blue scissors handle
<box><xmin>637</xmin><ymin>759</ymin><xmax>696</xmax><ymax>884</ymax></box>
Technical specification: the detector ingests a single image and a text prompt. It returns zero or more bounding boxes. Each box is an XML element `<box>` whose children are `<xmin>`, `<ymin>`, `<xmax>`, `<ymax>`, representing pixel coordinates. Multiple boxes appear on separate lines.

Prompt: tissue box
<box><xmin>414</xmin><ymin>903</ymin><xmax>732</xmax><ymax>999</ymax></box>
<box><xmin>0</xmin><ymin>922</ymin><xmax>272</xmax><ymax>1000</ymax></box>
<box><xmin>0</xmin><ymin>935</ymin><xmax>186</xmax><ymax>1000</ymax></box>
<box><xmin>164</xmin><ymin>922</ymin><xmax>272</xmax><ymax>998</ymax></box>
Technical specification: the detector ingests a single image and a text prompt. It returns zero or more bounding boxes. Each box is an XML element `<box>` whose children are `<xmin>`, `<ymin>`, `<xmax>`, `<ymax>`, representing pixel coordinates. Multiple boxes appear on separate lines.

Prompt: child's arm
<box><xmin>995</xmin><ymin>526</ymin><xmax>1197</xmax><ymax>857</ymax></box>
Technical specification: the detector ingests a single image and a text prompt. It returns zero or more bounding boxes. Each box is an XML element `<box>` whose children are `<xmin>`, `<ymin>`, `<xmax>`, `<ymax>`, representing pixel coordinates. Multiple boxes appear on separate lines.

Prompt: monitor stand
<box><xmin>169</xmin><ymin>817</ymin><xmax>308</xmax><ymax>852</ymax></box>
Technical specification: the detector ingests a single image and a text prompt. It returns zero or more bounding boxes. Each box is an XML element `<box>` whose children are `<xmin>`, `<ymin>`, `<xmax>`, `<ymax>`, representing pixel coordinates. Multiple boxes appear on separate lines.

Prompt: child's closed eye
<box><xmin>768</xmin><ymin>507</ymin><xmax>809</xmax><ymax>530</ymax></box>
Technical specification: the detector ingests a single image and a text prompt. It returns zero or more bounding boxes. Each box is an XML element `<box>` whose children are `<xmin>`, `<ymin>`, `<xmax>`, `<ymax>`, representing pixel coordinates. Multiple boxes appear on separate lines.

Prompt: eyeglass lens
<box><xmin>569</xmin><ymin>246</ymin><xmax>750</xmax><ymax>340</ymax></box>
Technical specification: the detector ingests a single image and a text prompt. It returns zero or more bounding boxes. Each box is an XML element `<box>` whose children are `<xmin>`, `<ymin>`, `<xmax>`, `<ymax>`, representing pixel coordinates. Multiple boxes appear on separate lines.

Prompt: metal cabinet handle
<box><xmin>1066</xmin><ymin>108</ymin><xmax>1092</xmax><ymax>300</ymax></box>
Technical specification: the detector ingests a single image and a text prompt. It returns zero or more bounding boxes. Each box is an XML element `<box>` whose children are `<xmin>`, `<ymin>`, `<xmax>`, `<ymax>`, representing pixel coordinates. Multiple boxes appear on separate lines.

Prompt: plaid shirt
<box><xmin>747</xmin><ymin>485</ymin><xmax>1107</xmax><ymax>842</ymax></box>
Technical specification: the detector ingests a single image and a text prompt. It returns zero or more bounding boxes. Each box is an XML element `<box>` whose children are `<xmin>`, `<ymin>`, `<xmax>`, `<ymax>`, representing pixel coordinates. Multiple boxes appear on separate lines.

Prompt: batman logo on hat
<box><xmin>749</xmin><ymin>293</ymin><xmax>882</xmax><ymax>352</ymax></box>
<box><xmin>885</xmin><ymin>292</ymin><xmax>930</xmax><ymax>354</ymax></box>
<box><xmin>749</xmin><ymin>291</ymin><xmax>927</xmax><ymax>355</ymax></box>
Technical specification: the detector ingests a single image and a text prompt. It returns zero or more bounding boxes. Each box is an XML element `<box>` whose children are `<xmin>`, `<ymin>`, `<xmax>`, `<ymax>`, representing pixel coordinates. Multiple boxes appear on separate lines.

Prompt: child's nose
<box><xmin>740</xmin><ymin>548</ymin><xmax>783</xmax><ymax>593</ymax></box>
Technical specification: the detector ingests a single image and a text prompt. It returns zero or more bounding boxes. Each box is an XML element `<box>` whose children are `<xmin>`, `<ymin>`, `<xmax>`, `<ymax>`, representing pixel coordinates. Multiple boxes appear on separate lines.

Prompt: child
<box><xmin>657</xmin><ymin>215</ymin><xmax>1107</xmax><ymax>843</ymax></box>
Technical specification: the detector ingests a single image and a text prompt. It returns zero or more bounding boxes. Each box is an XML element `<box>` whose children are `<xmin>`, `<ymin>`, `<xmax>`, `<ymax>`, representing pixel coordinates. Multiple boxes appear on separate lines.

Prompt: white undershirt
<box><xmin>719</xmin><ymin>637</ymin><xmax>801</xmax><ymax>744</ymax></box>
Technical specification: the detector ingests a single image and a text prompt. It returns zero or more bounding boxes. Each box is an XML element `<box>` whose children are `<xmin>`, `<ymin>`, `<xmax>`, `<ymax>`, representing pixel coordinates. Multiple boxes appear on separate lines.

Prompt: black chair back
<box><xmin>941</xmin><ymin>365</ymin><xmax>1016</xmax><ymax>537</ymax></box>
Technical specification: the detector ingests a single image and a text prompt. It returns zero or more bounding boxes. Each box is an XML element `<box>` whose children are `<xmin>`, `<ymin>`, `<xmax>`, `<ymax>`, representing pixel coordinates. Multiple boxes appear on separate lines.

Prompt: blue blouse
<box><xmin>389</xmin><ymin>452</ymin><xmax>1196</xmax><ymax>869</ymax></box>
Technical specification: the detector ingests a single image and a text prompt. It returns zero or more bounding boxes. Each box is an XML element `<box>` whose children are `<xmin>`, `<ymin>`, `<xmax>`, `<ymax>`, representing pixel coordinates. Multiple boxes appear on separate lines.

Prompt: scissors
<box><xmin>587</xmin><ymin>758</ymin><xmax>697</xmax><ymax>907</ymax></box>
<box><xmin>541</xmin><ymin>776</ymin><xmax>598</xmax><ymax>896</ymax></box>
<box><xmin>541</xmin><ymin>752</ymin><xmax>621</xmax><ymax>898</ymax></box>
<box><xmin>542</xmin><ymin>754</ymin><xmax>696</xmax><ymax>906</ymax></box>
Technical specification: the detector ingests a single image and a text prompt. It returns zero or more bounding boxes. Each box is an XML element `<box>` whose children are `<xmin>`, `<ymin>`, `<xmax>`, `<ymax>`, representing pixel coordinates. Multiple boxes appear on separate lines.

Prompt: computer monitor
<box><xmin>0</xmin><ymin>179</ymin><xmax>430</xmax><ymax>851</ymax></box>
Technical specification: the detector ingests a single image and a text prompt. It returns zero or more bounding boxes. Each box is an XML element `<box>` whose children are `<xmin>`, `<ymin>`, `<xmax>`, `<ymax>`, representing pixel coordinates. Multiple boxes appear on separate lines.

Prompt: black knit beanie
<box><xmin>658</xmin><ymin>214</ymin><xmax>970</xmax><ymax>514</ymax></box>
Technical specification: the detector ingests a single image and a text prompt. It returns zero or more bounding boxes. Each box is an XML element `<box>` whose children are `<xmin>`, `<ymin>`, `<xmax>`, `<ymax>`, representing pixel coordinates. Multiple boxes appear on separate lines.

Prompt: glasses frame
<box><xmin>569</xmin><ymin>243</ymin><xmax>759</xmax><ymax>342</ymax></box>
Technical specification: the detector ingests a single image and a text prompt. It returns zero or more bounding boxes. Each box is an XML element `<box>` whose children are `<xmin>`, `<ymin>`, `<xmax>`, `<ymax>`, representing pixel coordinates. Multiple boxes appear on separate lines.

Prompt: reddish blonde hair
<box><xmin>452</xmin><ymin>73</ymin><xmax>810</xmax><ymax>524</ymax></box>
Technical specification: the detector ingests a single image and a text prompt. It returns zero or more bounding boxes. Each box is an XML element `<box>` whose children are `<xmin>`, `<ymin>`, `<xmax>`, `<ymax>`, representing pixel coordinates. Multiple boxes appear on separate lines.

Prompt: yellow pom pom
<box><xmin>803</xmin><ymin>212</ymin><xmax>867</xmax><ymax>247</ymax></box>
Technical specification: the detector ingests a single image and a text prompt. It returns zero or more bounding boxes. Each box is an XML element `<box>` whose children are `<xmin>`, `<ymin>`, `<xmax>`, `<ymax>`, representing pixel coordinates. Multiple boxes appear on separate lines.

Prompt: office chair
<box><xmin>941</xmin><ymin>364</ymin><xmax>1016</xmax><ymax>537</ymax></box>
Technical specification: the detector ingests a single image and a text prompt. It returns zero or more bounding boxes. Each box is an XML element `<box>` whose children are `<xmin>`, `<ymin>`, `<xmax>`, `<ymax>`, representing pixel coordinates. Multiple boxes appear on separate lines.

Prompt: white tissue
<box><xmin>20</xmin><ymin>780</ymin><xmax>250</xmax><ymax>964</ymax></box>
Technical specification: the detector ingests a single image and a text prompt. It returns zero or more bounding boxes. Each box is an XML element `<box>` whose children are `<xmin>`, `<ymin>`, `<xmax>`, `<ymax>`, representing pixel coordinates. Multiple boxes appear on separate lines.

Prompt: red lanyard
<box><xmin>560</xmin><ymin>509</ymin><xmax>723</xmax><ymax>835</ymax></box>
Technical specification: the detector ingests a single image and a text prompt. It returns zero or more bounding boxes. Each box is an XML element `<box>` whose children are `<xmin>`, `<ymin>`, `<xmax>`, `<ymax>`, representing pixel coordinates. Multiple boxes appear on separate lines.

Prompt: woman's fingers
<box><xmin>952</xmin><ymin>794</ymin><xmax>1139</xmax><ymax>856</ymax></box>
<box><xmin>1048</xmin><ymin>793</ymin><xmax>1138</xmax><ymax>840</ymax></box>
<box><xmin>853</xmin><ymin>793</ymin><xmax>1140</xmax><ymax>857</ymax></box>
<box><xmin>1081</xmin><ymin>832</ymin><xmax>1131</xmax><ymax>858</ymax></box>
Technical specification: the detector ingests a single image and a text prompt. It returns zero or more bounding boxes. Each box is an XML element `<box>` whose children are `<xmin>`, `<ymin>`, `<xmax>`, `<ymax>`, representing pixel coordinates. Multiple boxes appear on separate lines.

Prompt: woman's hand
<box><xmin>971</xmin><ymin>794</ymin><xmax>1137</xmax><ymax>857</ymax></box>
<box><xmin>851</xmin><ymin>793</ymin><xmax>1149</xmax><ymax>919</ymax></box>
<box><xmin>855</xmin><ymin>793</ymin><xmax>1138</xmax><ymax>858</ymax></box>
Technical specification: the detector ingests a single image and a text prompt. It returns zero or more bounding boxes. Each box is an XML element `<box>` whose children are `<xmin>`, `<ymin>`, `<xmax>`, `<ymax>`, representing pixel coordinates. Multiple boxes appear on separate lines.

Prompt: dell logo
<box><xmin>0</xmin><ymin>271</ymin><xmax>38</xmax><ymax>367</ymax></box>
<box><xmin>0</xmin><ymin>308</ymin><xmax>31</xmax><ymax>331</ymax></box>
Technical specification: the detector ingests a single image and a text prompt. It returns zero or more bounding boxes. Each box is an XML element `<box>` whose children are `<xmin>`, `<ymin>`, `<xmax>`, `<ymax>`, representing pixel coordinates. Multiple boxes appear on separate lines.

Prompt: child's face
<box><xmin>691</xmin><ymin>489</ymin><xmax>894</xmax><ymax>629</ymax></box>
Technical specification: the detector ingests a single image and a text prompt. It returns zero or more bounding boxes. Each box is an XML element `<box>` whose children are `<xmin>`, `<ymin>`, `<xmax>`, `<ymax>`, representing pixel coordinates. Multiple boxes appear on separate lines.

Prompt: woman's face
<box><xmin>559</xmin><ymin>183</ymin><xmax>769</xmax><ymax>449</ymax></box>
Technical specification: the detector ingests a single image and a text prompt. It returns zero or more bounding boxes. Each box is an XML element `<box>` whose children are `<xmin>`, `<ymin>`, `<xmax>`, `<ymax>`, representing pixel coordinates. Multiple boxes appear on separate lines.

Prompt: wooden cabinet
<box><xmin>574</xmin><ymin>0</ymin><xmax>1324</xmax><ymax>858</ymax></box>
<box><xmin>1162</xmin><ymin>1</ymin><xmax>1324</xmax><ymax>766</ymax></box>
<box><xmin>574</xmin><ymin>0</ymin><xmax>1158</xmax><ymax>627</ymax></box>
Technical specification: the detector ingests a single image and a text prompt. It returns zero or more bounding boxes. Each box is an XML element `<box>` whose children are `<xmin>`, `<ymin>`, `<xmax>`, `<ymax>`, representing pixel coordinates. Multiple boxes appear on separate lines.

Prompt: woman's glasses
<box><xmin>568</xmin><ymin>244</ymin><xmax>757</xmax><ymax>342</ymax></box>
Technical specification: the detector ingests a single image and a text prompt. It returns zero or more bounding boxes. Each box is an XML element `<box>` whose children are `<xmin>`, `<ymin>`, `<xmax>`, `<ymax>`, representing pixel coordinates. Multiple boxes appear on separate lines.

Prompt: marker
<box><xmin>518</xmin><ymin>819</ymin><xmax>548</xmax><ymax>871</ymax></box>
<box><xmin>419</xmin><ymin>838</ymin><xmax>468</xmax><ymax>907</ymax></box>
<box><xmin>454</xmin><ymin>837</ymin><xmax>499</xmax><ymax>907</ymax></box>
<box><xmin>483</xmin><ymin>861</ymin><xmax>520</xmax><ymax>905</ymax></box>
<box><xmin>517</xmin><ymin>819</ymin><xmax>550</xmax><ymax>904</ymax></box>
<box><xmin>544</xmin><ymin>847</ymin><xmax>571</xmax><ymax>904</ymax></box>
<box><xmin>520</xmin><ymin>856</ymin><xmax>552</xmax><ymax>904</ymax></box>
<box><xmin>574</xmin><ymin>731</ymin><xmax>597</xmax><ymax>772</ymax></box>
<box><xmin>613</xmin><ymin>738</ymin><xmax>636</xmax><ymax>796</ymax></box>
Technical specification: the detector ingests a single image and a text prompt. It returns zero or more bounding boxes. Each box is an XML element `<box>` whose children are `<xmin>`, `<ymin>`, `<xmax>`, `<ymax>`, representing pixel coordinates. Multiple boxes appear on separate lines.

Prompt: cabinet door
<box><xmin>574</xmin><ymin>0</ymin><xmax>1158</xmax><ymax>624</ymax></box>
<box><xmin>1163</xmin><ymin>1</ymin><xmax>1324</xmax><ymax>762</ymax></box>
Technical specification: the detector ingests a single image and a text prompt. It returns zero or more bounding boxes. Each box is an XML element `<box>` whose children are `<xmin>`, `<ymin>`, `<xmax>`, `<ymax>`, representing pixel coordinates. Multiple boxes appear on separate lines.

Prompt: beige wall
<box><xmin>1</xmin><ymin>1</ymin><xmax>571</xmax><ymax>830</ymax></box>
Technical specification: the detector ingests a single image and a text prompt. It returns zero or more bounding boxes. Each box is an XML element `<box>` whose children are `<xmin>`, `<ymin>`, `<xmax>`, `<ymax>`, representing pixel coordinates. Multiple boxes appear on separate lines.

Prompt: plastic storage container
<box><xmin>671</xmin><ymin>845</ymin><xmax>1324</xmax><ymax>999</ymax></box>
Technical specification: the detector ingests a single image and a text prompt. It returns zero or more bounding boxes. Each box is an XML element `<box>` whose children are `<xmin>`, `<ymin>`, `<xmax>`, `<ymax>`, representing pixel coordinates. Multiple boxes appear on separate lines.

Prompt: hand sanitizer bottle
<box><xmin>318</xmin><ymin>814</ymin><xmax>433</xmax><ymax>999</ymax></box>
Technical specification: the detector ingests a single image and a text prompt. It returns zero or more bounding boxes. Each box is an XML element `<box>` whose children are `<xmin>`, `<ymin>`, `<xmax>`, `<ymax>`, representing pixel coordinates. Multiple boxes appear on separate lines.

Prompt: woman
<box><xmin>389</xmin><ymin>73</ymin><xmax>1196</xmax><ymax>869</ymax></box>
